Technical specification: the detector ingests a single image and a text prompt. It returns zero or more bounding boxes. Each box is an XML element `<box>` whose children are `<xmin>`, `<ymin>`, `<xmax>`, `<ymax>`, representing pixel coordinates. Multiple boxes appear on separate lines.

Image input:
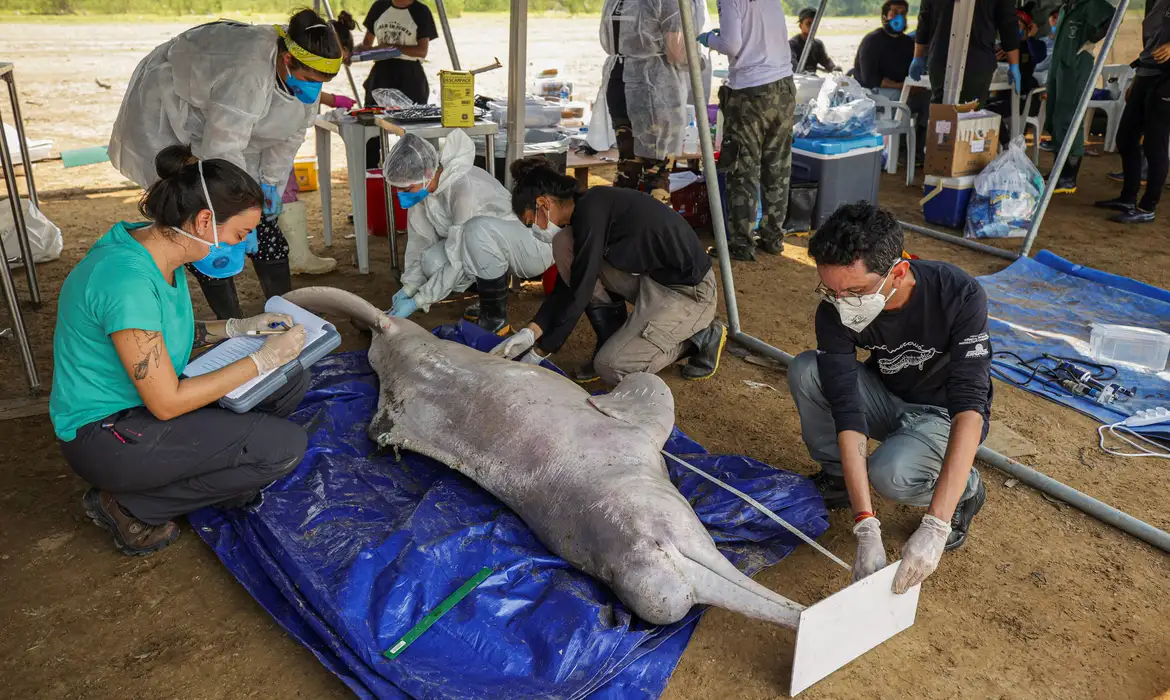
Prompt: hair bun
<box><xmin>155</xmin><ymin>143</ymin><xmax>197</xmax><ymax>180</ymax></box>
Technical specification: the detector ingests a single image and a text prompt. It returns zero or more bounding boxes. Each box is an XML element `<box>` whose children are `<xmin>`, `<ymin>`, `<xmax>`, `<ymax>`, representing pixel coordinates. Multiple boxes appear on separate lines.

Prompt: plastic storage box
<box><xmin>921</xmin><ymin>175</ymin><xmax>976</xmax><ymax>229</ymax></box>
<box><xmin>1089</xmin><ymin>324</ymin><xmax>1170</xmax><ymax>371</ymax></box>
<box><xmin>791</xmin><ymin>134</ymin><xmax>884</xmax><ymax>229</ymax></box>
<box><xmin>294</xmin><ymin>156</ymin><xmax>318</xmax><ymax>192</ymax></box>
<box><xmin>474</xmin><ymin>129</ymin><xmax>570</xmax><ymax>185</ymax></box>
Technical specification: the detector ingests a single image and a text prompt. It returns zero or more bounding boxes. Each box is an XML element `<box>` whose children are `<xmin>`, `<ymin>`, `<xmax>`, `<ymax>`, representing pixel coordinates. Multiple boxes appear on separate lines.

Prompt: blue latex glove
<box><xmin>244</xmin><ymin>228</ymin><xmax>258</xmax><ymax>255</ymax></box>
<box><xmin>261</xmin><ymin>183</ymin><xmax>283</xmax><ymax>218</ymax></box>
<box><xmin>908</xmin><ymin>57</ymin><xmax>927</xmax><ymax>82</ymax></box>
<box><xmin>391</xmin><ymin>288</ymin><xmax>411</xmax><ymax>308</ymax></box>
<box><xmin>697</xmin><ymin>29</ymin><xmax>718</xmax><ymax>47</ymax></box>
<box><xmin>1008</xmin><ymin>63</ymin><xmax>1022</xmax><ymax>93</ymax></box>
<box><xmin>389</xmin><ymin>296</ymin><xmax>418</xmax><ymax>318</ymax></box>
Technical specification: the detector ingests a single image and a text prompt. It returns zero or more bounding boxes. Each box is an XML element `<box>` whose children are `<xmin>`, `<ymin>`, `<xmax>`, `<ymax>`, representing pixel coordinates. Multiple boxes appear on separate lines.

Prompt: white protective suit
<box><xmin>109</xmin><ymin>21</ymin><xmax>316</xmax><ymax>192</ymax></box>
<box><xmin>399</xmin><ymin>130</ymin><xmax>552</xmax><ymax>310</ymax></box>
<box><xmin>587</xmin><ymin>0</ymin><xmax>709</xmax><ymax>157</ymax></box>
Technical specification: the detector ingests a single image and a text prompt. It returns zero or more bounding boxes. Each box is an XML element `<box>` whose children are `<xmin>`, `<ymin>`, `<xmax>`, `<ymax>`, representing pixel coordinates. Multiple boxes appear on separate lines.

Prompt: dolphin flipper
<box><xmin>588</xmin><ymin>373</ymin><xmax>676</xmax><ymax>447</ymax></box>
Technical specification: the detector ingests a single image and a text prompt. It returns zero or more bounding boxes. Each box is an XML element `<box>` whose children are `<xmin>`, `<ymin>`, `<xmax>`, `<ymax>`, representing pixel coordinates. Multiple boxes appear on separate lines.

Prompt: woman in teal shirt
<box><xmin>51</xmin><ymin>145</ymin><xmax>309</xmax><ymax>556</ymax></box>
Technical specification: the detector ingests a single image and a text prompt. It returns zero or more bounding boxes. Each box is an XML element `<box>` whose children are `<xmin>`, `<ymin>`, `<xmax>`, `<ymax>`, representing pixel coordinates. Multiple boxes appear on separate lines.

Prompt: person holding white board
<box><xmin>50</xmin><ymin>146</ymin><xmax>309</xmax><ymax>557</ymax></box>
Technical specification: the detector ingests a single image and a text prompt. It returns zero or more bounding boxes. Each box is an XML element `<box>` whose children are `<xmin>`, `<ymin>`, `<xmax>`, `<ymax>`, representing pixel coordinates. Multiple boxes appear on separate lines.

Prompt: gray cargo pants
<box><xmin>787</xmin><ymin>350</ymin><xmax>982</xmax><ymax>507</ymax></box>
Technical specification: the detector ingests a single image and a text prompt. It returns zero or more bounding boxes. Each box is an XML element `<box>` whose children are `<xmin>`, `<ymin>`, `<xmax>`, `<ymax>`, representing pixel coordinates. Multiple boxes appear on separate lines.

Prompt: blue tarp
<box><xmin>979</xmin><ymin>251</ymin><xmax>1170</xmax><ymax>438</ymax></box>
<box><xmin>190</xmin><ymin>321</ymin><xmax>830</xmax><ymax>699</ymax></box>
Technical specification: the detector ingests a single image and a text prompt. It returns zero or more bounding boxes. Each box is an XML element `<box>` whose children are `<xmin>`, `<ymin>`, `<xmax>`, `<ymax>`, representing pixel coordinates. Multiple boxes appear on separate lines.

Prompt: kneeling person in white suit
<box><xmin>383</xmin><ymin>131</ymin><xmax>553</xmax><ymax>334</ymax></box>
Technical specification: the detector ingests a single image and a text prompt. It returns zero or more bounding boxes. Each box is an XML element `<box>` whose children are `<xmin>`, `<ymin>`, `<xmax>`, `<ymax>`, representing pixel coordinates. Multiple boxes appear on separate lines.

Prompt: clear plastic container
<box><xmin>1089</xmin><ymin>323</ymin><xmax>1170</xmax><ymax>371</ymax></box>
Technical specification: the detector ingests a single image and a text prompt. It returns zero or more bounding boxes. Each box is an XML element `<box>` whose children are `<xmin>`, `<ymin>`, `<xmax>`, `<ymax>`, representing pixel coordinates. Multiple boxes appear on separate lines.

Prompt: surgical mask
<box><xmin>169</xmin><ymin>161</ymin><xmax>248</xmax><ymax>279</ymax></box>
<box><xmin>531</xmin><ymin>205</ymin><xmax>561</xmax><ymax>244</ymax></box>
<box><xmin>830</xmin><ymin>264</ymin><xmax>899</xmax><ymax>333</ymax></box>
<box><xmin>885</xmin><ymin>13</ymin><xmax>906</xmax><ymax>33</ymax></box>
<box><xmin>397</xmin><ymin>187</ymin><xmax>429</xmax><ymax>209</ymax></box>
<box><xmin>283</xmin><ymin>72</ymin><xmax>323</xmax><ymax>104</ymax></box>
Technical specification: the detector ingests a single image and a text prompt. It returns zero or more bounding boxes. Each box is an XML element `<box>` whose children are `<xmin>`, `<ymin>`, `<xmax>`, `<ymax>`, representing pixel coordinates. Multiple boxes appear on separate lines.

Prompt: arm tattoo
<box><xmin>858</xmin><ymin>442</ymin><xmax>867</xmax><ymax>459</ymax></box>
<box><xmin>132</xmin><ymin>330</ymin><xmax>163</xmax><ymax>381</ymax></box>
<box><xmin>194</xmin><ymin>321</ymin><xmax>212</xmax><ymax>348</ymax></box>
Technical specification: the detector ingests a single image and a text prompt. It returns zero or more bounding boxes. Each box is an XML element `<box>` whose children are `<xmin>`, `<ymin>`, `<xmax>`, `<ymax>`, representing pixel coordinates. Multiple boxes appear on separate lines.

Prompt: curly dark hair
<box><xmin>807</xmin><ymin>202</ymin><xmax>904</xmax><ymax>274</ymax></box>
<box><xmin>881</xmin><ymin>0</ymin><xmax>909</xmax><ymax>16</ymax></box>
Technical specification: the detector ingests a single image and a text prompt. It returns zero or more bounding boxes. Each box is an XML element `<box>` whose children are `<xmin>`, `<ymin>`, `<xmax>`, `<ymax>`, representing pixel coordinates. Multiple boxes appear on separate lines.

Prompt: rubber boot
<box><xmin>197</xmin><ymin>275</ymin><xmax>243</xmax><ymax>321</ymax></box>
<box><xmin>279</xmin><ymin>200</ymin><xmax>336</xmax><ymax>275</ymax></box>
<box><xmin>569</xmin><ymin>300</ymin><xmax>628</xmax><ymax>383</ymax></box>
<box><xmin>1053</xmin><ymin>156</ymin><xmax>1082</xmax><ymax>195</ymax></box>
<box><xmin>254</xmin><ymin>259</ymin><xmax>293</xmax><ymax>300</ymax></box>
<box><xmin>680</xmin><ymin>321</ymin><xmax>728</xmax><ymax>380</ymax></box>
<box><xmin>474</xmin><ymin>274</ymin><xmax>511</xmax><ymax>336</ymax></box>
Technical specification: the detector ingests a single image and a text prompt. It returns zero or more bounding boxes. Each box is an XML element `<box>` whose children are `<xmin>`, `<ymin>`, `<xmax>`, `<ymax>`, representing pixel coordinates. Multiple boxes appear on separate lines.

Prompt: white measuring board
<box><xmin>789</xmin><ymin>561</ymin><xmax>920</xmax><ymax>696</ymax></box>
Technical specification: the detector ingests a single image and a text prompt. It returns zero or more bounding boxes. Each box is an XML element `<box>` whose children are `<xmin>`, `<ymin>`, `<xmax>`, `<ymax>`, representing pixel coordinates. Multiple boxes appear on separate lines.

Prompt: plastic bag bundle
<box><xmin>371</xmin><ymin>88</ymin><xmax>418</xmax><ymax>109</ymax></box>
<box><xmin>964</xmin><ymin>136</ymin><xmax>1045</xmax><ymax>239</ymax></box>
<box><xmin>1</xmin><ymin>198</ymin><xmax>62</xmax><ymax>264</ymax></box>
<box><xmin>793</xmin><ymin>74</ymin><xmax>877</xmax><ymax>139</ymax></box>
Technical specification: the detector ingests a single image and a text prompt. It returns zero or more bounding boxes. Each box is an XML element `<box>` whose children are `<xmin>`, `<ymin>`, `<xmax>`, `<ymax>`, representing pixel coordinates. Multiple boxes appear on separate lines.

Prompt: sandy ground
<box><xmin>2</xmin><ymin>15</ymin><xmax>1169</xmax><ymax>700</ymax></box>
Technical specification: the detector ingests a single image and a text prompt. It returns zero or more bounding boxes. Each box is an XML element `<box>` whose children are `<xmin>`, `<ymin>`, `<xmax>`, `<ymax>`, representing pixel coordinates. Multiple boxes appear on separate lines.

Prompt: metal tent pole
<box><xmin>318</xmin><ymin>0</ymin><xmax>362</xmax><ymax>102</ymax></box>
<box><xmin>434</xmin><ymin>0</ymin><xmax>462</xmax><ymax>71</ymax></box>
<box><xmin>795</xmin><ymin>0</ymin><xmax>830</xmax><ymax>75</ymax></box>
<box><xmin>941</xmin><ymin>0</ymin><xmax>976</xmax><ymax>105</ymax></box>
<box><xmin>677</xmin><ymin>0</ymin><xmax>742</xmax><ymax>333</ymax></box>
<box><xmin>504</xmin><ymin>0</ymin><xmax>528</xmax><ymax>189</ymax></box>
<box><xmin>899</xmin><ymin>222</ymin><xmax>1019</xmax><ymax>261</ymax></box>
<box><xmin>1018</xmin><ymin>0</ymin><xmax>1129</xmax><ymax>258</ymax></box>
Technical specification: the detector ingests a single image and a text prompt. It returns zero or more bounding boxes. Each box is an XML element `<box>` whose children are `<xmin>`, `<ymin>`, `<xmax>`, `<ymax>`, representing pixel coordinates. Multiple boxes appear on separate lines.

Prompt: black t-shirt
<box><xmin>814</xmin><ymin>260</ymin><xmax>993</xmax><ymax>436</ymax></box>
<box><xmin>364</xmin><ymin>0</ymin><xmax>438</xmax><ymax>55</ymax></box>
<box><xmin>789</xmin><ymin>35</ymin><xmax>838</xmax><ymax>73</ymax></box>
<box><xmin>533</xmin><ymin>187</ymin><xmax>711</xmax><ymax>353</ymax></box>
<box><xmin>916</xmin><ymin>0</ymin><xmax>1019</xmax><ymax>77</ymax></box>
<box><xmin>854</xmin><ymin>27</ymin><xmax>916</xmax><ymax>89</ymax></box>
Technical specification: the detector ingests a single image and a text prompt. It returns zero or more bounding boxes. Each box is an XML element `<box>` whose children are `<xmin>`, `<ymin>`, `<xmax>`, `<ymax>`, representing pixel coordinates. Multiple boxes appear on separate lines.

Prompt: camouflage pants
<box><xmin>719</xmin><ymin>77</ymin><xmax>796</xmax><ymax>254</ymax></box>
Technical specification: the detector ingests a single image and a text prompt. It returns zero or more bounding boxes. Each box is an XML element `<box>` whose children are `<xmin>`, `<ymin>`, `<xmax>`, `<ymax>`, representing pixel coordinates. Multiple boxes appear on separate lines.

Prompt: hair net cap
<box><xmin>384</xmin><ymin>134</ymin><xmax>440</xmax><ymax>188</ymax></box>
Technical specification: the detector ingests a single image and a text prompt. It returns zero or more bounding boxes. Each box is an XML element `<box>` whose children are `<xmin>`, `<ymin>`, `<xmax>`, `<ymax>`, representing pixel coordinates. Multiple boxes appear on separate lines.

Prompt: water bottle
<box><xmin>559</xmin><ymin>84</ymin><xmax>570</xmax><ymax>103</ymax></box>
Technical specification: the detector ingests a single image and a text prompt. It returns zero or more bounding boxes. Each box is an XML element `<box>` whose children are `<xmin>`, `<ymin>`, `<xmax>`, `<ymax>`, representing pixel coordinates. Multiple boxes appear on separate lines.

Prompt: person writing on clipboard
<box><xmin>50</xmin><ymin>146</ymin><xmax>310</xmax><ymax>557</ymax></box>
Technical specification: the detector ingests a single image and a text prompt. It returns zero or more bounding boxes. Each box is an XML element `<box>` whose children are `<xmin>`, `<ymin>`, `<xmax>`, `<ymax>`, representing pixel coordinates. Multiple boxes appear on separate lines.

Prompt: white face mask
<box><xmin>530</xmin><ymin>204</ymin><xmax>561</xmax><ymax>244</ymax></box>
<box><xmin>832</xmin><ymin>264</ymin><xmax>899</xmax><ymax>333</ymax></box>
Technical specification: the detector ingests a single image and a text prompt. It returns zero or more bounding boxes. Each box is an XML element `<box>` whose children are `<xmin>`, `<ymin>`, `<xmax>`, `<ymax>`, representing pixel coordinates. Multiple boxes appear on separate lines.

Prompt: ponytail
<box><xmin>139</xmin><ymin>144</ymin><xmax>262</xmax><ymax>229</ymax></box>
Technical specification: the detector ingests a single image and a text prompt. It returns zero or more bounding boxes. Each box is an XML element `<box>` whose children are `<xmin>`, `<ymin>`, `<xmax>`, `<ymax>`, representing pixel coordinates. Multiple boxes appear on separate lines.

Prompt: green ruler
<box><xmin>383</xmin><ymin>566</ymin><xmax>493</xmax><ymax>660</ymax></box>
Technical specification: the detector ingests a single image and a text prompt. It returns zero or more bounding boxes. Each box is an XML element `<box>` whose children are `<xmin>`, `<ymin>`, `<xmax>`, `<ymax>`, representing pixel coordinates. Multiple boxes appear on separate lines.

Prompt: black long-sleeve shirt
<box><xmin>854</xmin><ymin>27</ymin><xmax>916</xmax><ymax>89</ymax></box>
<box><xmin>532</xmin><ymin>187</ymin><xmax>711</xmax><ymax>354</ymax></box>
<box><xmin>916</xmin><ymin>0</ymin><xmax>1020</xmax><ymax>78</ymax></box>
<box><xmin>814</xmin><ymin>260</ymin><xmax>993</xmax><ymax>436</ymax></box>
<box><xmin>789</xmin><ymin>35</ymin><xmax>838</xmax><ymax>73</ymax></box>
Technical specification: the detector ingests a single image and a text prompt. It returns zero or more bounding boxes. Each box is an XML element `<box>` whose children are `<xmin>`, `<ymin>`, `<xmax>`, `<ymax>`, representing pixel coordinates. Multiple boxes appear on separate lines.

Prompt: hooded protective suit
<box><xmin>397</xmin><ymin>130</ymin><xmax>551</xmax><ymax>310</ymax></box>
<box><xmin>109</xmin><ymin>21</ymin><xmax>316</xmax><ymax>193</ymax></box>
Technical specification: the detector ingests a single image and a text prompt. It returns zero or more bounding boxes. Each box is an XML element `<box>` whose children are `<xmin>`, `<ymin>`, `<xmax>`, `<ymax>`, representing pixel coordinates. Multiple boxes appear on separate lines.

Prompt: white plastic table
<box><xmin>899</xmin><ymin>73</ymin><xmax>1021</xmax><ymax>142</ymax></box>
<box><xmin>313</xmin><ymin>114</ymin><xmax>500</xmax><ymax>274</ymax></box>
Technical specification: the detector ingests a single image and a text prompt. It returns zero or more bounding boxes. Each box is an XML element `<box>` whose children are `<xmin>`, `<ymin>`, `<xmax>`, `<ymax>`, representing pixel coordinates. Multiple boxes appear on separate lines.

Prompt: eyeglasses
<box><xmin>814</xmin><ymin>262</ymin><xmax>901</xmax><ymax>307</ymax></box>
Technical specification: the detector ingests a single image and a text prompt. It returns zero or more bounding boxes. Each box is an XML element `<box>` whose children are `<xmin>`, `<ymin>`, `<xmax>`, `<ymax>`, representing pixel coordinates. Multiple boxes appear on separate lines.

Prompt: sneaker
<box><xmin>82</xmin><ymin>488</ymin><xmax>180</xmax><ymax>556</ymax></box>
<box><xmin>680</xmin><ymin>321</ymin><xmax>728</xmax><ymax>380</ymax></box>
<box><xmin>1112</xmin><ymin>208</ymin><xmax>1156</xmax><ymax>225</ymax></box>
<box><xmin>462</xmin><ymin>302</ymin><xmax>480</xmax><ymax>322</ymax></box>
<box><xmin>1094</xmin><ymin>197</ymin><xmax>1137</xmax><ymax>212</ymax></box>
<box><xmin>810</xmin><ymin>470</ymin><xmax>849</xmax><ymax>510</ymax></box>
<box><xmin>945</xmin><ymin>480</ymin><xmax>986</xmax><ymax>551</ymax></box>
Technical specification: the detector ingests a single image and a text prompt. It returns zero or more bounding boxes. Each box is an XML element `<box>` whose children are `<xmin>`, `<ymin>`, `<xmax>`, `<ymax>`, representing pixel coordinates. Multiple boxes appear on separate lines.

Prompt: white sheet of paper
<box><xmin>183</xmin><ymin>296</ymin><xmax>331</xmax><ymax>399</ymax></box>
<box><xmin>789</xmin><ymin>561</ymin><xmax>920</xmax><ymax>696</ymax></box>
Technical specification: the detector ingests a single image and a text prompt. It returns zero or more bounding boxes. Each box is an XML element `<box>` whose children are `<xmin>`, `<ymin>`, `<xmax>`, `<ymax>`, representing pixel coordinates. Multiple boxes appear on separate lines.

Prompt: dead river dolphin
<box><xmin>285</xmin><ymin>286</ymin><xmax>804</xmax><ymax>627</ymax></box>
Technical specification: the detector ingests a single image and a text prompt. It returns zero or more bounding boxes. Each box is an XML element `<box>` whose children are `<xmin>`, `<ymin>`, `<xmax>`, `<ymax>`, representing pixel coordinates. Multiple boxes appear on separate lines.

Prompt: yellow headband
<box><xmin>275</xmin><ymin>24</ymin><xmax>341</xmax><ymax>76</ymax></box>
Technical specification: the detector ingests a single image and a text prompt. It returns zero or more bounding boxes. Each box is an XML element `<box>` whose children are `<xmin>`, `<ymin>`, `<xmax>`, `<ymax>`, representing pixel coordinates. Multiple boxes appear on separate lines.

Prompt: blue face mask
<box><xmin>171</xmin><ymin>161</ymin><xmax>248</xmax><ymax>279</ymax></box>
<box><xmin>887</xmin><ymin>13</ymin><xmax>907</xmax><ymax>33</ymax></box>
<box><xmin>284</xmin><ymin>72</ymin><xmax>323</xmax><ymax>104</ymax></box>
<box><xmin>397</xmin><ymin>188</ymin><xmax>430</xmax><ymax>209</ymax></box>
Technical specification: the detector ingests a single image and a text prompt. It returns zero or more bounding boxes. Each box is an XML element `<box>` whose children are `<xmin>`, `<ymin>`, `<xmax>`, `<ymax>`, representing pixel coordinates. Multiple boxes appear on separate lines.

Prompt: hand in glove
<box><xmin>852</xmin><ymin>517</ymin><xmax>887</xmax><ymax>583</ymax></box>
<box><xmin>332</xmin><ymin>94</ymin><xmax>357</xmax><ymax>109</ymax></box>
<box><xmin>519</xmin><ymin>348</ymin><xmax>547</xmax><ymax>366</ymax></box>
<box><xmin>389</xmin><ymin>296</ymin><xmax>419</xmax><ymax>318</ymax></box>
<box><xmin>244</xmin><ymin>228</ymin><xmax>259</xmax><ymax>255</ymax></box>
<box><xmin>226</xmin><ymin>312</ymin><xmax>294</xmax><ymax>337</ymax></box>
<box><xmin>261</xmin><ymin>183</ymin><xmax>283</xmax><ymax>218</ymax></box>
<box><xmin>892</xmin><ymin>514</ymin><xmax>951</xmax><ymax>594</ymax></box>
<box><xmin>1008</xmin><ymin>63</ymin><xmax>1022</xmax><ymax>93</ymax></box>
<box><xmin>490</xmin><ymin>327</ymin><xmax>536</xmax><ymax>360</ymax></box>
<box><xmin>908</xmin><ymin>56</ymin><xmax>927</xmax><ymax>82</ymax></box>
<box><xmin>248</xmin><ymin>324</ymin><xmax>306</xmax><ymax>374</ymax></box>
<box><xmin>697</xmin><ymin>29</ymin><xmax>719</xmax><ymax>47</ymax></box>
<box><xmin>390</xmin><ymin>288</ymin><xmax>412</xmax><ymax>309</ymax></box>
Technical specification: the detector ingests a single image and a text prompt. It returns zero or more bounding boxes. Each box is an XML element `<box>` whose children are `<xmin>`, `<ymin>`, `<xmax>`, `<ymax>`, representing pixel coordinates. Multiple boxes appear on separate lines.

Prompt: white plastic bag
<box><xmin>1</xmin><ymin>198</ymin><xmax>62</xmax><ymax>264</ymax></box>
<box><xmin>794</xmin><ymin>74</ymin><xmax>877</xmax><ymax>139</ymax></box>
<box><xmin>964</xmin><ymin>136</ymin><xmax>1045</xmax><ymax>239</ymax></box>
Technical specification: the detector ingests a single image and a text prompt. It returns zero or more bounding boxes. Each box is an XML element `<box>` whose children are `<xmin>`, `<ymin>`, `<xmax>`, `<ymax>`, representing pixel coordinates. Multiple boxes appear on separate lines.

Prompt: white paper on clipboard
<box><xmin>184</xmin><ymin>296</ymin><xmax>330</xmax><ymax>399</ymax></box>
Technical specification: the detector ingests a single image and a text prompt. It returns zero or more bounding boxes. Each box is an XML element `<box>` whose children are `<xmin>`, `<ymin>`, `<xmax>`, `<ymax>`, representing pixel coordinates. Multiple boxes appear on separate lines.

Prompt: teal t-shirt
<box><xmin>50</xmin><ymin>222</ymin><xmax>195</xmax><ymax>441</ymax></box>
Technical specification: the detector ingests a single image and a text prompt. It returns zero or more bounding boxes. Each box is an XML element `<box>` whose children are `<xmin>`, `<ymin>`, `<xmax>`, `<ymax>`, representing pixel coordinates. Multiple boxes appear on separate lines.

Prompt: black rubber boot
<box><xmin>680</xmin><ymin>320</ymin><xmax>728</xmax><ymax>380</ymax></box>
<box><xmin>569</xmin><ymin>300</ymin><xmax>628</xmax><ymax>383</ymax></box>
<box><xmin>945</xmin><ymin>479</ymin><xmax>987</xmax><ymax>551</ymax></box>
<box><xmin>810</xmin><ymin>470</ymin><xmax>850</xmax><ymax>510</ymax></box>
<box><xmin>198</xmin><ymin>276</ymin><xmax>243</xmax><ymax>320</ymax></box>
<box><xmin>254</xmin><ymin>258</ymin><xmax>293</xmax><ymax>300</ymax></box>
<box><xmin>474</xmin><ymin>274</ymin><xmax>511</xmax><ymax>336</ymax></box>
<box><xmin>1053</xmin><ymin>156</ymin><xmax>1082</xmax><ymax>194</ymax></box>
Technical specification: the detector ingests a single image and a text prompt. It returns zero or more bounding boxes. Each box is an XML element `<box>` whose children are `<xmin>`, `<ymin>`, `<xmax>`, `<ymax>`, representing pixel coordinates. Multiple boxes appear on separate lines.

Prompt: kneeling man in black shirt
<box><xmin>788</xmin><ymin>202</ymin><xmax>990</xmax><ymax>594</ymax></box>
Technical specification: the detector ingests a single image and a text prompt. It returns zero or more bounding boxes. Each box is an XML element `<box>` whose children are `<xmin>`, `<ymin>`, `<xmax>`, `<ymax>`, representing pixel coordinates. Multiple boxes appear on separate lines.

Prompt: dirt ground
<box><xmin>2</xmin><ymin>15</ymin><xmax>1169</xmax><ymax>700</ymax></box>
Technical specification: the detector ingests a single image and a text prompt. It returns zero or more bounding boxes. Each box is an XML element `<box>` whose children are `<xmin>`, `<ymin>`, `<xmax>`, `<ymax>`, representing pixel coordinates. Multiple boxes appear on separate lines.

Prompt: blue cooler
<box><xmin>921</xmin><ymin>175</ymin><xmax>977</xmax><ymax>229</ymax></box>
<box><xmin>791</xmin><ymin>134</ymin><xmax>884</xmax><ymax>229</ymax></box>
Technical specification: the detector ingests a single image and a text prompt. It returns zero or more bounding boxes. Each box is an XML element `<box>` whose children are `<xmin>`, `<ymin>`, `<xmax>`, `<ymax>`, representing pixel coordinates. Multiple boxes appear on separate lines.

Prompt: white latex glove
<box><xmin>892</xmin><ymin>514</ymin><xmax>951</xmax><ymax>594</ymax></box>
<box><xmin>519</xmin><ymin>348</ymin><xmax>547</xmax><ymax>366</ymax></box>
<box><xmin>248</xmin><ymin>325</ymin><xmax>306</xmax><ymax>374</ymax></box>
<box><xmin>490</xmin><ymin>328</ymin><xmax>536</xmax><ymax>360</ymax></box>
<box><xmin>851</xmin><ymin>517</ymin><xmax>887</xmax><ymax>583</ymax></box>
<box><xmin>226</xmin><ymin>313</ymin><xmax>295</xmax><ymax>338</ymax></box>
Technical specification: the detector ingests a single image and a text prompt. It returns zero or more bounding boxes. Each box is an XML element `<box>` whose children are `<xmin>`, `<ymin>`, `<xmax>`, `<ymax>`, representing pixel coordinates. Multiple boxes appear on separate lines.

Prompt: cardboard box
<box><xmin>924</xmin><ymin>103</ymin><xmax>1001</xmax><ymax>178</ymax></box>
<box><xmin>440</xmin><ymin>70</ymin><xmax>475</xmax><ymax>128</ymax></box>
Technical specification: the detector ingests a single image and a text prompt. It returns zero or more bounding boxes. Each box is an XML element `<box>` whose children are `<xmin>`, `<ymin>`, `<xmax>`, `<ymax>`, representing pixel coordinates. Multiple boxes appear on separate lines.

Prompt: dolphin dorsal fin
<box><xmin>587</xmin><ymin>373</ymin><xmax>676</xmax><ymax>447</ymax></box>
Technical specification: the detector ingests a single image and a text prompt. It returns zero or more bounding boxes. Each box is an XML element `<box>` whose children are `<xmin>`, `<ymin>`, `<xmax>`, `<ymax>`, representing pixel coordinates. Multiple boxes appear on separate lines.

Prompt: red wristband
<box><xmin>854</xmin><ymin>511</ymin><xmax>875</xmax><ymax>523</ymax></box>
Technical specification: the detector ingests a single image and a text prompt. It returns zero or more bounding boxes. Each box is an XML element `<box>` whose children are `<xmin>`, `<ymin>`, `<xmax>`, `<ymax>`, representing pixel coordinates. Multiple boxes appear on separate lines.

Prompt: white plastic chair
<box><xmin>1083</xmin><ymin>65</ymin><xmax>1135</xmax><ymax>153</ymax></box>
<box><xmin>871</xmin><ymin>92</ymin><xmax>916</xmax><ymax>187</ymax></box>
<box><xmin>1021</xmin><ymin>87</ymin><xmax>1046</xmax><ymax>165</ymax></box>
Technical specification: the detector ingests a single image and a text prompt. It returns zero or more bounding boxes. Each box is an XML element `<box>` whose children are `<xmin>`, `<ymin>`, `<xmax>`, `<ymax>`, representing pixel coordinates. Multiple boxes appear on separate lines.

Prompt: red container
<box><xmin>365</xmin><ymin>169</ymin><xmax>389</xmax><ymax>238</ymax></box>
<box><xmin>670</xmin><ymin>179</ymin><xmax>711</xmax><ymax>229</ymax></box>
<box><xmin>542</xmin><ymin>265</ymin><xmax>558</xmax><ymax>296</ymax></box>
